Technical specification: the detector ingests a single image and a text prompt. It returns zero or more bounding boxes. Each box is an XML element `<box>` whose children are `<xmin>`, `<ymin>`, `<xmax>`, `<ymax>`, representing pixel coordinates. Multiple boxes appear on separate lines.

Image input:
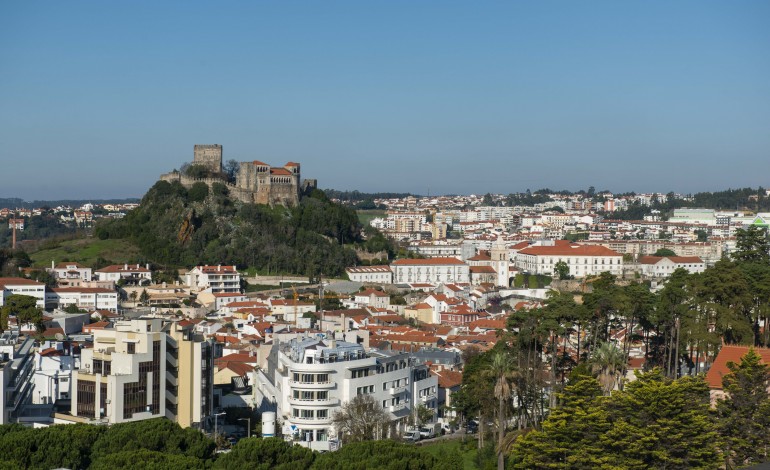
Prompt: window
<box><xmin>317</xmin><ymin>373</ymin><xmax>329</xmax><ymax>383</ymax></box>
<box><xmin>317</xmin><ymin>409</ymin><xmax>328</xmax><ymax>419</ymax></box>
<box><xmin>317</xmin><ymin>391</ymin><xmax>328</xmax><ymax>400</ymax></box>
<box><xmin>127</xmin><ymin>342</ymin><xmax>136</xmax><ymax>354</ymax></box>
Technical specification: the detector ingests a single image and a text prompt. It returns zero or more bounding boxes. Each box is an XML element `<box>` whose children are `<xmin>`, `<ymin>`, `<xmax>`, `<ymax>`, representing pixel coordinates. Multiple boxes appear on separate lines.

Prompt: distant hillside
<box><xmin>95</xmin><ymin>180</ymin><xmax>363</xmax><ymax>278</ymax></box>
<box><xmin>0</xmin><ymin>197</ymin><xmax>140</xmax><ymax>209</ymax></box>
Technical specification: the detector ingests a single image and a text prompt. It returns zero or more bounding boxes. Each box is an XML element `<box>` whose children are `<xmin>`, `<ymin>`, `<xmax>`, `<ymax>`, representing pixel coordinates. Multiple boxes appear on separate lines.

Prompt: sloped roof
<box><xmin>705</xmin><ymin>345</ymin><xmax>770</xmax><ymax>389</ymax></box>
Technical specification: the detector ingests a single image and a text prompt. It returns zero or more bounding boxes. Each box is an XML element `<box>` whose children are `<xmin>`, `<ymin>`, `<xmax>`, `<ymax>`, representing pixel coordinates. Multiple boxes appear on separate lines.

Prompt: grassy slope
<box><xmin>356</xmin><ymin>209</ymin><xmax>387</xmax><ymax>227</ymax></box>
<box><xmin>29</xmin><ymin>238</ymin><xmax>141</xmax><ymax>268</ymax></box>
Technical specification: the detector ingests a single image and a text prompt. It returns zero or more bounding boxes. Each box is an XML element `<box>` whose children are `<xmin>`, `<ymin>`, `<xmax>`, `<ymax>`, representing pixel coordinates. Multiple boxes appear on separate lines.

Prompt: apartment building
<box><xmin>95</xmin><ymin>264</ymin><xmax>152</xmax><ymax>285</ymax></box>
<box><xmin>47</xmin><ymin>287</ymin><xmax>119</xmax><ymax>311</ymax></box>
<box><xmin>184</xmin><ymin>265</ymin><xmax>241</xmax><ymax>294</ymax></box>
<box><xmin>256</xmin><ymin>336</ymin><xmax>438</xmax><ymax>451</ymax></box>
<box><xmin>68</xmin><ymin>319</ymin><xmax>213</xmax><ymax>428</ymax></box>
<box><xmin>0</xmin><ymin>333</ymin><xmax>36</xmax><ymax>424</ymax></box>
<box><xmin>0</xmin><ymin>278</ymin><xmax>46</xmax><ymax>308</ymax></box>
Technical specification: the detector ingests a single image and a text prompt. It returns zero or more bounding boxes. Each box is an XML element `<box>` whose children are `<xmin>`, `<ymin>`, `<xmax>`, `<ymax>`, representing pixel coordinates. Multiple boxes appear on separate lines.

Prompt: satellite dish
<box><xmin>55</xmin><ymin>332</ymin><xmax>65</xmax><ymax>341</ymax></box>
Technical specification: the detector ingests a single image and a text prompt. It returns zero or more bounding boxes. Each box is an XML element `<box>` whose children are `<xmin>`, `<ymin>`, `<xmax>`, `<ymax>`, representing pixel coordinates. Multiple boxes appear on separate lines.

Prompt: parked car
<box><xmin>466</xmin><ymin>420</ymin><xmax>478</xmax><ymax>434</ymax></box>
<box><xmin>403</xmin><ymin>429</ymin><xmax>421</xmax><ymax>442</ymax></box>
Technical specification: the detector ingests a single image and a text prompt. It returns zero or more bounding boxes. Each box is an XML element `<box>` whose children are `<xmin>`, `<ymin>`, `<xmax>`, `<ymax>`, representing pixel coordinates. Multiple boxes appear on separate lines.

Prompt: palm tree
<box><xmin>489</xmin><ymin>350</ymin><xmax>516</xmax><ymax>470</ymax></box>
<box><xmin>589</xmin><ymin>342</ymin><xmax>626</xmax><ymax>395</ymax></box>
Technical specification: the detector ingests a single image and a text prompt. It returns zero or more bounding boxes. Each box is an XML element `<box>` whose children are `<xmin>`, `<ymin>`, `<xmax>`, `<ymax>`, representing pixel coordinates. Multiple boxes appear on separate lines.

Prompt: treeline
<box><xmin>0</xmin><ymin>418</ymin><xmax>459</xmax><ymax>470</ymax></box>
<box><xmin>322</xmin><ymin>189</ymin><xmax>415</xmax><ymax>203</ymax></box>
<box><xmin>94</xmin><ymin>180</ymin><xmax>364</xmax><ymax>278</ymax></box>
<box><xmin>453</xmin><ymin>226</ymin><xmax>770</xmax><ymax>468</ymax></box>
<box><xmin>512</xmin><ymin>359</ymin><xmax>770</xmax><ymax>469</ymax></box>
<box><xmin>0</xmin><ymin>213</ymin><xmax>80</xmax><ymax>249</ymax></box>
<box><xmin>0</xmin><ymin>197</ymin><xmax>139</xmax><ymax>209</ymax></box>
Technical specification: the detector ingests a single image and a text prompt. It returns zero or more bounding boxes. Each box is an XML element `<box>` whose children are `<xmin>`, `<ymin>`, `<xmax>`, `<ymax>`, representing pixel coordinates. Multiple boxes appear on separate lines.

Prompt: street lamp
<box><xmin>238</xmin><ymin>417</ymin><xmax>251</xmax><ymax>438</ymax></box>
<box><xmin>214</xmin><ymin>412</ymin><xmax>226</xmax><ymax>439</ymax></box>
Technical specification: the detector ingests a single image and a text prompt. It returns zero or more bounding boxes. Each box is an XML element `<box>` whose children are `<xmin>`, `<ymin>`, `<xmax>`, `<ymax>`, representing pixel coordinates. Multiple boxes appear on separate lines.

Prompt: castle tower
<box><xmin>193</xmin><ymin>144</ymin><xmax>223</xmax><ymax>173</ymax></box>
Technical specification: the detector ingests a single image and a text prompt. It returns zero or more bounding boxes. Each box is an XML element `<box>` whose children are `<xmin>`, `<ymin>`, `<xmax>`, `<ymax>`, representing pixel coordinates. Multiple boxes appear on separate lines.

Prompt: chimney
<box><xmin>124</xmin><ymin>263</ymin><xmax>128</xmax><ymax>270</ymax></box>
<box><xmin>51</xmin><ymin>260</ymin><xmax>55</xmax><ymax>270</ymax></box>
<box><xmin>218</xmin><ymin>265</ymin><xmax>221</xmax><ymax>272</ymax></box>
<box><xmin>146</xmin><ymin>263</ymin><xmax>150</xmax><ymax>270</ymax></box>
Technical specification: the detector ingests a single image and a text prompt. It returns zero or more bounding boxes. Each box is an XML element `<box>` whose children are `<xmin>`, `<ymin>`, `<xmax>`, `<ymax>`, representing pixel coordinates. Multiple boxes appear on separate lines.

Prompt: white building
<box><xmin>95</xmin><ymin>264</ymin><xmax>152</xmax><ymax>285</ymax></box>
<box><xmin>514</xmin><ymin>241</ymin><xmax>623</xmax><ymax>278</ymax></box>
<box><xmin>184</xmin><ymin>265</ymin><xmax>241</xmax><ymax>294</ymax></box>
<box><xmin>47</xmin><ymin>287</ymin><xmax>119</xmax><ymax>312</ymax></box>
<box><xmin>391</xmin><ymin>258</ymin><xmax>470</xmax><ymax>285</ymax></box>
<box><xmin>353</xmin><ymin>289</ymin><xmax>391</xmax><ymax>309</ymax></box>
<box><xmin>256</xmin><ymin>336</ymin><xmax>438</xmax><ymax>451</ymax></box>
<box><xmin>47</xmin><ymin>261</ymin><xmax>93</xmax><ymax>287</ymax></box>
<box><xmin>0</xmin><ymin>333</ymin><xmax>36</xmax><ymax>424</ymax></box>
<box><xmin>638</xmin><ymin>256</ymin><xmax>706</xmax><ymax>278</ymax></box>
<box><xmin>32</xmin><ymin>341</ymin><xmax>75</xmax><ymax>405</ymax></box>
<box><xmin>345</xmin><ymin>266</ymin><xmax>393</xmax><ymax>284</ymax></box>
<box><xmin>0</xmin><ymin>278</ymin><xmax>46</xmax><ymax>308</ymax></box>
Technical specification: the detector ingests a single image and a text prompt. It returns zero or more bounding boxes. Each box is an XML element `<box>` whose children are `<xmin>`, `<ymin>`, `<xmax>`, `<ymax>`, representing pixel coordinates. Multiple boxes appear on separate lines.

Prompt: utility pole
<box><xmin>238</xmin><ymin>417</ymin><xmax>251</xmax><ymax>438</ymax></box>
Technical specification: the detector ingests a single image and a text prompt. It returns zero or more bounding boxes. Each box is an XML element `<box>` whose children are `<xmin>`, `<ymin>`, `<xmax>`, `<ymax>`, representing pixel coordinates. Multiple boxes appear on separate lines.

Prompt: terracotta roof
<box><xmin>270</xmin><ymin>168</ymin><xmax>292</xmax><ymax>176</ymax></box>
<box><xmin>218</xmin><ymin>362</ymin><xmax>254</xmax><ymax>376</ymax></box>
<box><xmin>392</xmin><ymin>257</ymin><xmax>466</xmax><ymax>266</ymax></box>
<box><xmin>252</xmin><ymin>160</ymin><xmax>268</xmax><ymax>166</ymax></box>
<box><xmin>434</xmin><ymin>369</ymin><xmax>463</xmax><ymax>389</ymax></box>
<box><xmin>216</xmin><ymin>353</ymin><xmax>258</xmax><ymax>364</ymax></box>
<box><xmin>195</xmin><ymin>265</ymin><xmax>237</xmax><ymax>274</ymax></box>
<box><xmin>285</xmin><ymin>162</ymin><xmax>299</xmax><ymax>167</ymax></box>
<box><xmin>705</xmin><ymin>345</ymin><xmax>770</xmax><ymax>389</ymax></box>
<box><xmin>96</xmin><ymin>264</ymin><xmax>150</xmax><ymax>273</ymax></box>
<box><xmin>52</xmin><ymin>287</ymin><xmax>114</xmax><ymax>293</ymax></box>
<box><xmin>518</xmin><ymin>244</ymin><xmax>621</xmax><ymax>257</ymax></box>
<box><xmin>470</xmin><ymin>266</ymin><xmax>497</xmax><ymax>274</ymax></box>
<box><xmin>467</xmin><ymin>253</ymin><xmax>492</xmax><ymax>261</ymax></box>
<box><xmin>357</xmin><ymin>289</ymin><xmax>389</xmax><ymax>297</ymax></box>
<box><xmin>0</xmin><ymin>277</ymin><xmax>44</xmax><ymax>287</ymax></box>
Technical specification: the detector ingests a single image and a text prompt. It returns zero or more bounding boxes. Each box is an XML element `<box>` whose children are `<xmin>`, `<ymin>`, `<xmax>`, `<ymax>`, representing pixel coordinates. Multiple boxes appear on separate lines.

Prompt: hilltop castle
<box><xmin>160</xmin><ymin>144</ymin><xmax>317</xmax><ymax>207</ymax></box>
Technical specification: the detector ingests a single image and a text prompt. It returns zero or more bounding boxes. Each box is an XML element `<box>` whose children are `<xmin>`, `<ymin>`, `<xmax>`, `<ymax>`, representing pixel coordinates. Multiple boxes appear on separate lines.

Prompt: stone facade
<box><xmin>160</xmin><ymin>145</ymin><xmax>317</xmax><ymax>207</ymax></box>
<box><xmin>193</xmin><ymin>144</ymin><xmax>223</xmax><ymax>173</ymax></box>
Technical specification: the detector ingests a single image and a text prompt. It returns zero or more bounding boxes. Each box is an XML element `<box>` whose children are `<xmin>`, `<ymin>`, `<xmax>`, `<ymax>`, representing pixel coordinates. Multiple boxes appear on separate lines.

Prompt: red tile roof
<box><xmin>705</xmin><ymin>345</ymin><xmax>770</xmax><ymax>389</ymax></box>
<box><xmin>519</xmin><ymin>244</ymin><xmax>621</xmax><ymax>257</ymax></box>
<box><xmin>392</xmin><ymin>257</ymin><xmax>466</xmax><ymax>266</ymax></box>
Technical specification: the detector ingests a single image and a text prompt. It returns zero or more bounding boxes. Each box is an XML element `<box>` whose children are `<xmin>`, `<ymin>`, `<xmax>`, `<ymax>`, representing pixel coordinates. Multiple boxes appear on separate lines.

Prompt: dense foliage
<box><xmin>0</xmin><ymin>421</ymin><xmax>455</xmax><ymax>470</ymax></box>
<box><xmin>94</xmin><ymin>181</ymin><xmax>363</xmax><ymax>278</ymax></box>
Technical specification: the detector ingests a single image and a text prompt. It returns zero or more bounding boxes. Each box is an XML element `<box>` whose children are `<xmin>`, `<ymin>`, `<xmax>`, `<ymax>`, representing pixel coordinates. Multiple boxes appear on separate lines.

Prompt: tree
<box><xmin>602</xmin><ymin>370</ymin><xmax>720</xmax><ymax>469</ymax></box>
<box><xmin>214</xmin><ymin>437</ymin><xmax>314</xmax><ymax>470</ymax></box>
<box><xmin>332</xmin><ymin>394</ymin><xmax>389</xmax><ymax>443</ymax></box>
<box><xmin>554</xmin><ymin>261</ymin><xmax>570</xmax><ymax>280</ymax></box>
<box><xmin>129</xmin><ymin>291</ymin><xmax>138</xmax><ymax>306</ymax></box>
<box><xmin>512</xmin><ymin>374</ymin><xmax>610</xmax><ymax>469</ymax></box>
<box><xmin>488</xmin><ymin>350</ymin><xmax>516</xmax><ymax>470</ymax></box>
<box><xmin>654</xmin><ymin>248</ymin><xmax>677</xmax><ymax>257</ymax></box>
<box><xmin>139</xmin><ymin>289</ymin><xmax>150</xmax><ymax>306</ymax></box>
<box><xmin>414</xmin><ymin>403</ymin><xmax>434</xmax><ymax>428</ymax></box>
<box><xmin>716</xmin><ymin>348</ymin><xmax>770</xmax><ymax>468</ymax></box>
<box><xmin>0</xmin><ymin>294</ymin><xmax>43</xmax><ymax>333</ymax></box>
<box><xmin>588</xmin><ymin>342</ymin><xmax>626</xmax><ymax>394</ymax></box>
<box><xmin>223</xmin><ymin>159</ymin><xmax>240</xmax><ymax>183</ymax></box>
<box><xmin>732</xmin><ymin>225</ymin><xmax>770</xmax><ymax>264</ymax></box>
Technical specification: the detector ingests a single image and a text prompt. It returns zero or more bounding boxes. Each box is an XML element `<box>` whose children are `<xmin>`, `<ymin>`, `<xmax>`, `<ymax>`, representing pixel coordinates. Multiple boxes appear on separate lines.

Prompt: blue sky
<box><xmin>1</xmin><ymin>1</ymin><xmax>768</xmax><ymax>199</ymax></box>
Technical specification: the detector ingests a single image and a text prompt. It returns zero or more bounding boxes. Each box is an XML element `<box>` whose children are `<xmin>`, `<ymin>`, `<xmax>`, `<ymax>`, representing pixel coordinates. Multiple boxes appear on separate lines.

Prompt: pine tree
<box><xmin>716</xmin><ymin>348</ymin><xmax>770</xmax><ymax>468</ymax></box>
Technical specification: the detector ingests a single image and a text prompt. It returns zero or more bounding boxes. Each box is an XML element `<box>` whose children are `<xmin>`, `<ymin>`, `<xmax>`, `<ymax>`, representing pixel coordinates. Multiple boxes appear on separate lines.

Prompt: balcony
<box><xmin>288</xmin><ymin>397</ymin><xmax>339</xmax><ymax>406</ymax></box>
<box><xmin>288</xmin><ymin>380</ymin><xmax>336</xmax><ymax>390</ymax></box>
<box><xmin>165</xmin><ymin>389</ymin><xmax>178</xmax><ymax>405</ymax></box>
<box><xmin>388</xmin><ymin>402</ymin><xmax>407</xmax><ymax>413</ymax></box>
<box><xmin>389</xmin><ymin>385</ymin><xmax>408</xmax><ymax>395</ymax></box>
<box><xmin>290</xmin><ymin>415</ymin><xmax>333</xmax><ymax>425</ymax></box>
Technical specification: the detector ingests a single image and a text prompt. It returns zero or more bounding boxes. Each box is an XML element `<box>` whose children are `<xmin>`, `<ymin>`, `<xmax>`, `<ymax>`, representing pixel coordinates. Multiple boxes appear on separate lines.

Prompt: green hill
<box><xmin>94</xmin><ymin>180</ymin><xmax>362</xmax><ymax>278</ymax></box>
